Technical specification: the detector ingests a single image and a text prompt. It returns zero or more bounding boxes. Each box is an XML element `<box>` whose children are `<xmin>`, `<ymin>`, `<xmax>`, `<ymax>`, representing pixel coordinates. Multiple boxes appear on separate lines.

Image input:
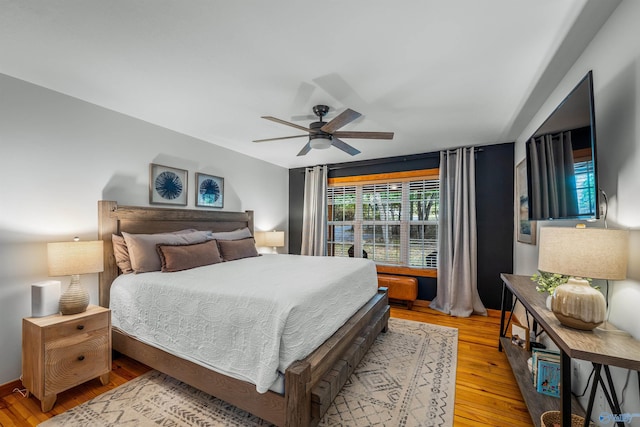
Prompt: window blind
<box><xmin>328</xmin><ymin>174</ymin><xmax>439</xmax><ymax>269</ymax></box>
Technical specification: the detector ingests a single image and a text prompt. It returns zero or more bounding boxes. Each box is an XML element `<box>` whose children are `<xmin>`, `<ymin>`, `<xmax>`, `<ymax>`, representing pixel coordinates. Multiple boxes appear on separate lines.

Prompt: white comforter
<box><xmin>110</xmin><ymin>254</ymin><xmax>377</xmax><ymax>393</ymax></box>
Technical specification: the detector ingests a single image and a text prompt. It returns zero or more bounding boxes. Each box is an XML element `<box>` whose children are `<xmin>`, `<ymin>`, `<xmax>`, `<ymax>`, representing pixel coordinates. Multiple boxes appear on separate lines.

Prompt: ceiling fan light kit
<box><xmin>254</xmin><ymin>104</ymin><xmax>394</xmax><ymax>156</ymax></box>
<box><xmin>309</xmin><ymin>120</ymin><xmax>332</xmax><ymax>149</ymax></box>
<box><xmin>309</xmin><ymin>136</ymin><xmax>332</xmax><ymax>149</ymax></box>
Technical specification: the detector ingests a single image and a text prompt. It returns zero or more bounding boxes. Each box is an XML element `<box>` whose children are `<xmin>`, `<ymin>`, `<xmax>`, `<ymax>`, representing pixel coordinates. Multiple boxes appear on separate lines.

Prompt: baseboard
<box><xmin>412</xmin><ymin>299</ymin><xmax>431</xmax><ymax>308</ymax></box>
<box><xmin>412</xmin><ymin>299</ymin><xmax>504</xmax><ymax>318</ymax></box>
<box><xmin>0</xmin><ymin>378</ymin><xmax>24</xmax><ymax>399</ymax></box>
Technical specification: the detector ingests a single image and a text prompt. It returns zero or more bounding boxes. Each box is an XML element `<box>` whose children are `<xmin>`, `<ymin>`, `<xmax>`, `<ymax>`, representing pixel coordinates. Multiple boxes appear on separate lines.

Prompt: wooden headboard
<box><xmin>97</xmin><ymin>200</ymin><xmax>254</xmax><ymax>308</ymax></box>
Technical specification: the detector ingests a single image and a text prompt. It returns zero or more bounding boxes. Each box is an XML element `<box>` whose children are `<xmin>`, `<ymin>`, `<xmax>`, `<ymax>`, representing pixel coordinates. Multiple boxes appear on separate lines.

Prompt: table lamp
<box><xmin>255</xmin><ymin>230</ymin><xmax>285</xmax><ymax>253</ymax></box>
<box><xmin>47</xmin><ymin>238</ymin><xmax>104</xmax><ymax>315</ymax></box>
<box><xmin>538</xmin><ymin>226</ymin><xmax>628</xmax><ymax>330</ymax></box>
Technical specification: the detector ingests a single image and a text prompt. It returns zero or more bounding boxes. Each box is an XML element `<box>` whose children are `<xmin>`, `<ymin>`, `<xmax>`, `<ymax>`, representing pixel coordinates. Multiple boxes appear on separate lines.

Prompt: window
<box><xmin>571</xmin><ymin>147</ymin><xmax>597</xmax><ymax>217</ymax></box>
<box><xmin>574</xmin><ymin>159</ymin><xmax>596</xmax><ymax>216</ymax></box>
<box><xmin>327</xmin><ymin>169</ymin><xmax>439</xmax><ymax>271</ymax></box>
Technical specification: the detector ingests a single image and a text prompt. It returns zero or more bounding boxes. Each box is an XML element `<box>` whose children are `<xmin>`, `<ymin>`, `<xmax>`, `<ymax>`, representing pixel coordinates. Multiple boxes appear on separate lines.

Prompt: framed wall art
<box><xmin>516</xmin><ymin>159</ymin><xmax>536</xmax><ymax>244</ymax></box>
<box><xmin>511</xmin><ymin>322</ymin><xmax>530</xmax><ymax>351</ymax></box>
<box><xmin>149</xmin><ymin>163</ymin><xmax>188</xmax><ymax>206</ymax></box>
<box><xmin>195</xmin><ymin>173</ymin><xmax>224</xmax><ymax>208</ymax></box>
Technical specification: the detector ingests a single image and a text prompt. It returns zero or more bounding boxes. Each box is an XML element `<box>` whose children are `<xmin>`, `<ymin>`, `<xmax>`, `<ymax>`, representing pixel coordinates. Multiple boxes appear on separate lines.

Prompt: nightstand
<box><xmin>22</xmin><ymin>305</ymin><xmax>111</xmax><ymax>412</ymax></box>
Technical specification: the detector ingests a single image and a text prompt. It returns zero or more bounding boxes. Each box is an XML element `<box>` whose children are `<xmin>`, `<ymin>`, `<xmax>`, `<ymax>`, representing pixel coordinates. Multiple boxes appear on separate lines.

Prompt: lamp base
<box><xmin>551</xmin><ymin>277</ymin><xmax>606</xmax><ymax>331</ymax></box>
<box><xmin>59</xmin><ymin>275</ymin><xmax>89</xmax><ymax>315</ymax></box>
<box><xmin>552</xmin><ymin>312</ymin><xmax>602</xmax><ymax>331</ymax></box>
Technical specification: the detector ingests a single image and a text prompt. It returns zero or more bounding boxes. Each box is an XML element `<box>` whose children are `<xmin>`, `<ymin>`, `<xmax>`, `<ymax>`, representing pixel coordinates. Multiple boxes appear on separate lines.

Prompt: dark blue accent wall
<box><xmin>288</xmin><ymin>143</ymin><xmax>514</xmax><ymax>310</ymax></box>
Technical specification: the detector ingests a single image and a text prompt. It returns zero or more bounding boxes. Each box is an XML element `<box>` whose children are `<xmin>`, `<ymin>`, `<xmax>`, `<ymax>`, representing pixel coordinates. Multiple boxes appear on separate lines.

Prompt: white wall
<box><xmin>0</xmin><ymin>74</ymin><xmax>289</xmax><ymax>385</ymax></box>
<box><xmin>514</xmin><ymin>0</ymin><xmax>640</xmax><ymax>423</ymax></box>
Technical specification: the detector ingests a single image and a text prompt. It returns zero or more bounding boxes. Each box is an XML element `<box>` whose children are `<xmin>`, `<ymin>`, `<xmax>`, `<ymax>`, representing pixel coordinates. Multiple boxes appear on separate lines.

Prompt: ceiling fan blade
<box><xmin>290</xmin><ymin>82</ymin><xmax>316</xmax><ymax>112</ymax></box>
<box><xmin>262</xmin><ymin>116</ymin><xmax>310</xmax><ymax>133</ymax></box>
<box><xmin>297</xmin><ymin>141</ymin><xmax>312</xmax><ymax>156</ymax></box>
<box><xmin>321</xmin><ymin>108</ymin><xmax>362</xmax><ymax>133</ymax></box>
<box><xmin>331</xmin><ymin>138</ymin><xmax>361</xmax><ymax>156</ymax></box>
<box><xmin>253</xmin><ymin>135</ymin><xmax>308</xmax><ymax>143</ymax></box>
<box><xmin>290</xmin><ymin>114</ymin><xmax>317</xmax><ymax>121</ymax></box>
<box><xmin>332</xmin><ymin>131</ymin><xmax>394</xmax><ymax>140</ymax></box>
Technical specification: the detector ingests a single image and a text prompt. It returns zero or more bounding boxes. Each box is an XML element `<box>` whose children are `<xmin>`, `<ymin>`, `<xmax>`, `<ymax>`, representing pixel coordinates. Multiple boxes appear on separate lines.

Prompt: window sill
<box><xmin>375</xmin><ymin>265</ymin><xmax>437</xmax><ymax>278</ymax></box>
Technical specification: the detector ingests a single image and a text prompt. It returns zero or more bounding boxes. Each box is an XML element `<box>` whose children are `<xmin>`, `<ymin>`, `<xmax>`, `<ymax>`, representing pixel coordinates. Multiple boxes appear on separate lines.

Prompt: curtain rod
<box><xmin>326</xmin><ymin>152</ymin><xmax>439</xmax><ymax>171</ymax></box>
<box><xmin>302</xmin><ymin>147</ymin><xmax>484</xmax><ymax>172</ymax></box>
<box><xmin>443</xmin><ymin>147</ymin><xmax>484</xmax><ymax>154</ymax></box>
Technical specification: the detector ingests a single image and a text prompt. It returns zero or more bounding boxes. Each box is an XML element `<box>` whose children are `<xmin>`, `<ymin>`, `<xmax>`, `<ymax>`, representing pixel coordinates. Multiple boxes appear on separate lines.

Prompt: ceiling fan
<box><xmin>253</xmin><ymin>105</ymin><xmax>394</xmax><ymax>156</ymax></box>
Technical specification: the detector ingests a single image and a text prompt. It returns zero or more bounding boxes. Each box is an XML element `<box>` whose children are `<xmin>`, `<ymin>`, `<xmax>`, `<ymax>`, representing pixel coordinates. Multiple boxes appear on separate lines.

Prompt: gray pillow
<box><xmin>210</xmin><ymin>227</ymin><xmax>252</xmax><ymax>241</ymax></box>
<box><xmin>112</xmin><ymin>234</ymin><xmax>133</xmax><ymax>274</ymax></box>
<box><xmin>122</xmin><ymin>230</ymin><xmax>211</xmax><ymax>273</ymax></box>
<box><xmin>113</xmin><ymin>229</ymin><xmax>200</xmax><ymax>274</ymax></box>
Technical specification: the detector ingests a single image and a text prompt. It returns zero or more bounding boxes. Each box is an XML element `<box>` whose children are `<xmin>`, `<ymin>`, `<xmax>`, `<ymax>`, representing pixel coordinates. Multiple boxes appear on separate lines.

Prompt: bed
<box><xmin>97</xmin><ymin>200</ymin><xmax>389</xmax><ymax>427</ymax></box>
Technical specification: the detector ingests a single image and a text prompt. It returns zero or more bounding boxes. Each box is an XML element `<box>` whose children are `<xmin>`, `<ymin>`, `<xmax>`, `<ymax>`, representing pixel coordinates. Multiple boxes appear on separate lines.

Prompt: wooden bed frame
<box><xmin>97</xmin><ymin>200</ymin><xmax>389</xmax><ymax>427</ymax></box>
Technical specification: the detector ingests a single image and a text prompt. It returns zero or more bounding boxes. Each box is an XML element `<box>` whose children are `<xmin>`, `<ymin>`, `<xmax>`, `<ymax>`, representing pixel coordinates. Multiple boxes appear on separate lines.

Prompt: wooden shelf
<box><xmin>500</xmin><ymin>337</ymin><xmax>585</xmax><ymax>426</ymax></box>
<box><xmin>500</xmin><ymin>274</ymin><xmax>640</xmax><ymax>427</ymax></box>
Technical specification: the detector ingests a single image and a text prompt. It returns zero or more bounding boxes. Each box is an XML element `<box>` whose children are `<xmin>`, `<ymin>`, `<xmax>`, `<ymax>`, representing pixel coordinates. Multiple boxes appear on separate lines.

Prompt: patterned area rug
<box><xmin>39</xmin><ymin>318</ymin><xmax>458</xmax><ymax>427</ymax></box>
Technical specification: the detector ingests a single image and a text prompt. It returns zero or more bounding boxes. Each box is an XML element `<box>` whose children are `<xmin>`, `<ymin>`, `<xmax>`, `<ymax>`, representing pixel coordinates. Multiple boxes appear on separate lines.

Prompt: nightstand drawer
<box><xmin>44</xmin><ymin>329</ymin><xmax>110</xmax><ymax>395</ymax></box>
<box><xmin>44</xmin><ymin>311</ymin><xmax>109</xmax><ymax>341</ymax></box>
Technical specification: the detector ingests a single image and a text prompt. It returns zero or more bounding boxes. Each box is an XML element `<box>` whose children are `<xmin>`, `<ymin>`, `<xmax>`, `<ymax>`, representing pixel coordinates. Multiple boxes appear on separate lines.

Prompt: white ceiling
<box><xmin>0</xmin><ymin>1</ymin><xmax>616</xmax><ymax>168</ymax></box>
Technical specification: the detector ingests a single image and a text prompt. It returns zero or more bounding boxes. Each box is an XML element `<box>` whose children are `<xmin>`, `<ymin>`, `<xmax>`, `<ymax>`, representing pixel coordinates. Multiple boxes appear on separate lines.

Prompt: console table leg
<box><xmin>603</xmin><ymin>366</ymin><xmax>625</xmax><ymax>427</ymax></box>
<box><xmin>498</xmin><ymin>282</ymin><xmax>511</xmax><ymax>351</ymax></box>
<box><xmin>561</xmin><ymin>351</ymin><xmax>572</xmax><ymax>427</ymax></box>
<box><xmin>586</xmin><ymin>364</ymin><xmax>626</xmax><ymax>427</ymax></box>
<box><xmin>585</xmin><ymin>364</ymin><xmax>602</xmax><ymax>427</ymax></box>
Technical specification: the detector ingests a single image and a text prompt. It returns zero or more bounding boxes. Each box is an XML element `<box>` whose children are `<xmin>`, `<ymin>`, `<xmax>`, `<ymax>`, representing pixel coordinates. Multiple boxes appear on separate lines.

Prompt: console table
<box><xmin>499</xmin><ymin>273</ymin><xmax>640</xmax><ymax>427</ymax></box>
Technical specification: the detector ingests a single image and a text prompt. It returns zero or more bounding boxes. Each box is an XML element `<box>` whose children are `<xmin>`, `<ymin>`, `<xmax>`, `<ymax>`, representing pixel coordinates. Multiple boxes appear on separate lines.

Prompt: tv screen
<box><xmin>525</xmin><ymin>71</ymin><xmax>598</xmax><ymax>220</ymax></box>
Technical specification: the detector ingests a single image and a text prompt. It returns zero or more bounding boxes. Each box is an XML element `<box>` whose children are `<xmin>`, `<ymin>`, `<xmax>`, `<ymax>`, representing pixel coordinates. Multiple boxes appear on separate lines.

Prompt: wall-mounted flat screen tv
<box><xmin>525</xmin><ymin>71</ymin><xmax>599</xmax><ymax>220</ymax></box>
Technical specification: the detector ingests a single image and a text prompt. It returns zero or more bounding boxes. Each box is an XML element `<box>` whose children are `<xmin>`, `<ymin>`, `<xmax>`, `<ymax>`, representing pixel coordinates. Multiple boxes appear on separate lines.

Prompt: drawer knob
<box><xmin>78</xmin><ymin>355</ymin><xmax>85</xmax><ymax>361</ymax></box>
<box><xmin>77</xmin><ymin>325</ymin><xmax>85</xmax><ymax>330</ymax></box>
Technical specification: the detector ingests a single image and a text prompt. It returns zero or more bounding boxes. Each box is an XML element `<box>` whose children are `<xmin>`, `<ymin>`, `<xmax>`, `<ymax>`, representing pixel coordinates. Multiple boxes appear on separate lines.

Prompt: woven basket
<box><xmin>540</xmin><ymin>411</ymin><xmax>593</xmax><ymax>427</ymax></box>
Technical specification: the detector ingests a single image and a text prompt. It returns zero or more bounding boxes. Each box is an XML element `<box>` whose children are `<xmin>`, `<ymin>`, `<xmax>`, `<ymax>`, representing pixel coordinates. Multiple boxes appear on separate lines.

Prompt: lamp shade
<box><xmin>538</xmin><ymin>227</ymin><xmax>628</xmax><ymax>280</ymax></box>
<box><xmin>47</xmin><ymin>240</ymin><xmax>104</xmax><ymax>276</ymax></box>
<box><xmin>539</xmin><ymin>226</ymin><xmax>629</xmax><ymax>330</ymax></box>
<box><xmin>255</xmin><ymin>231</ymin><xmax>285</xmax><ymax>248</ymax></box>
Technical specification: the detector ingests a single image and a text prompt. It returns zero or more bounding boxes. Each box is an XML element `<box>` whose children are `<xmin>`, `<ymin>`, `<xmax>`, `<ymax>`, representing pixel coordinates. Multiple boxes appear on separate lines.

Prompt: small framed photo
<box><xmin>195</xmin><ymin>173</ymin><xmax>224</xmax><ymax>208</ymax></box>
<box><xmin>516</xmin><ymin>159</ymin><xmax>536</xmax><ymax>244</ymax></box>
<box><xmin>149</xmin><ymin>164</ymin><xmax>188</xmax><ymax>206</ymax></box>
<box><xmin>511</xmin><ymin>322</ymin><xmax>530</xmax><ymax>351</ymax></box>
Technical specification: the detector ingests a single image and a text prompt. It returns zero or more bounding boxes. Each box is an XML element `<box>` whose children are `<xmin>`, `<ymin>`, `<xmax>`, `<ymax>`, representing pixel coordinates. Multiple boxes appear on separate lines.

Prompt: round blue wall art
<box><xmin>196</xmin><ymin>173</ymin><xmax>224</xmax><ymax>208</ymax></box>
<box><xmin>199</xmin><ymin>178</ymin><xmax>220</xmax><ymax>204</ymax></box>
<box><xmin>155</xmin><ymin>171</ymin><xmax>183</xmax><ymax>200</ymax></box>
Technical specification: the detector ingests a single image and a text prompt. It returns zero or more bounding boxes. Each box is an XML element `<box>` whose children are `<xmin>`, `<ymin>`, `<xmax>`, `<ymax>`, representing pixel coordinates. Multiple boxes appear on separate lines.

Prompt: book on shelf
<box><xmin>536</xmin><ymin>358</ymin><xmax>561</xmax><ymax>397</ymax></box>
<box><xmin>531</xmin><ymin>347</ymin><xmax>560</xmax><ymax>395</ymax></box>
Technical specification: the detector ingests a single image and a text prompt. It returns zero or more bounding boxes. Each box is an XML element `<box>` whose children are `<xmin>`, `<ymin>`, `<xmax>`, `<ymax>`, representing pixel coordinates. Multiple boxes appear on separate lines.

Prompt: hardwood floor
<box><xmin>392</xmin><ymin>303</ymin><xmax>533</xmax><ymax>427</ymax></box>
<box><xmin>0</xmin><ymin>303</ymin><xmax>533</xmax><ymax>426</ymax></box>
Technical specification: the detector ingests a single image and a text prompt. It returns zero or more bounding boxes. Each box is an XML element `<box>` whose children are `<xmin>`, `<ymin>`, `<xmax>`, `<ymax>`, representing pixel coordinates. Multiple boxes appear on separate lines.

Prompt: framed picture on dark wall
<box><xmin>149</xmin><ymin>163</ymin><xmax>188</xmax><ymax>206</ymax></box>
<box><xmin>516</xmin><ymin>159</ymin><xmax>536</xmax><ymax>244</ymax></box>
<box><xmin>195</xmin><ymin>173</ymin><xmax>224</xmax><ymax>208</ymax></box>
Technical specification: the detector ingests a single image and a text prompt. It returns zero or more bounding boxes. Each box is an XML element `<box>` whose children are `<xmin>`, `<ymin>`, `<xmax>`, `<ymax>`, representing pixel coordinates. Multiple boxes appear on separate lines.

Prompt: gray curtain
<box><xmin>430</xmin><ymin>148</ymin><xmax>486</xmax><ymax>317</ymax></box>
<box><xmin>301</xmin><ymin>165</ymin><xmax>328</xmax><ymax>256</ymax></box>
<box><xmin>527</xmin><ymin>131</ymin><xmax>578</xmax><ymax>219</ymax></box>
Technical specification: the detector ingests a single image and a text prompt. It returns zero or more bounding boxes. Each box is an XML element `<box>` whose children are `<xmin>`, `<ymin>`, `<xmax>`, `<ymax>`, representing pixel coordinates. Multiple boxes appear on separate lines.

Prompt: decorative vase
<box><xmin>550</xmin><ymin>278</ymin><xmax>605</xmax><ymax>330</ymax></box>
<box><xmin>545</xmin><ymin>295</ymin><xmax>553</xmax><ymax>311</ymax></box>
<box><xmin>59</xmin><ymin>275</ymin><xmax>90</xmax><ymax>315</ymax></box>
